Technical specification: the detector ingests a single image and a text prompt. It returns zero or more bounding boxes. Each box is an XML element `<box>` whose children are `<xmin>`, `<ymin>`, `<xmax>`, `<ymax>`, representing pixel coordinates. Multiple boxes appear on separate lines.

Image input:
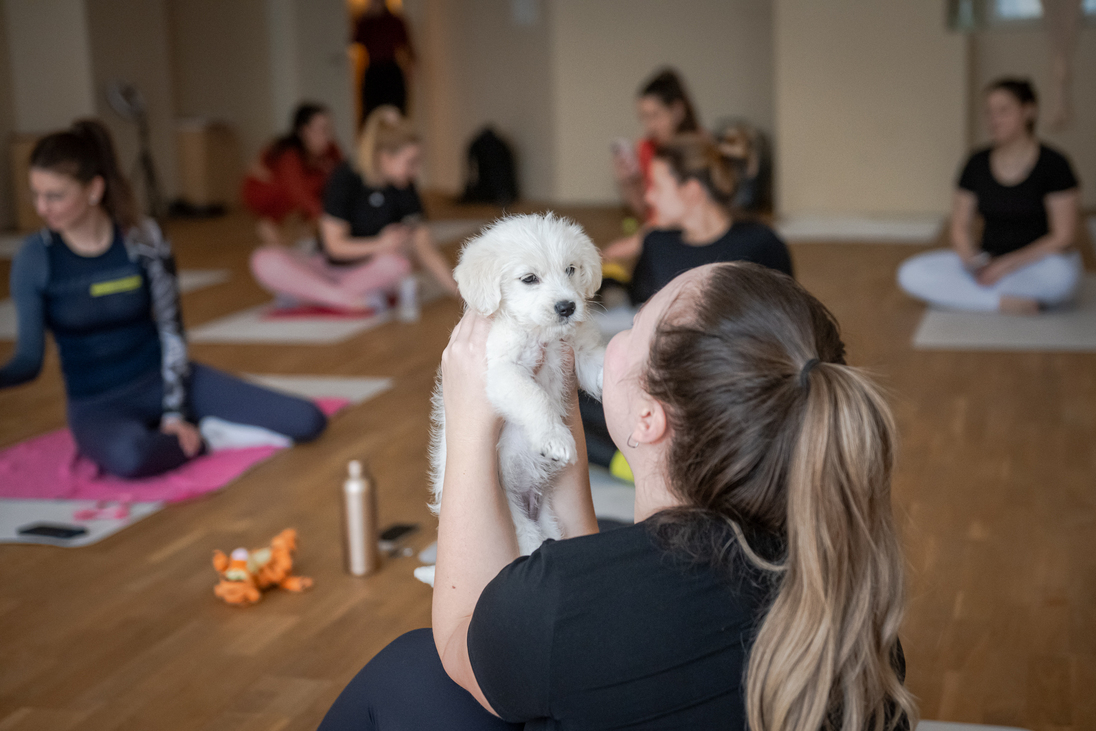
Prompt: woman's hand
<box><xmin>975</xmin><ymin>257</ymin><xmax>1012</xmax><ymax>286</ymax></box>
<box><xmin>376</xmin><ymin>223</ymin><xmax>412</xmax><ymax>255</ymax></box>
<box><xmin>603</xmin><ymin>233</ymin><xmax>642</xmax><ymax>262</ymax></box>
<box><xmin>161</xmin><ymin>417</ymin><xmax>202</xmax><ymax>457</ymax></box>
<box><xmin>441</xmin><ymin>309</ymin><xmax>500</xmax><ymax>441</ymax></box>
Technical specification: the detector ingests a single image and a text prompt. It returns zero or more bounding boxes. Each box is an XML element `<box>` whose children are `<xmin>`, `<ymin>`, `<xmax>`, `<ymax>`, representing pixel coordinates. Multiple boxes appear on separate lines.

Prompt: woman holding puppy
<box><xmin>320</xmin><ymin>262</ymin><xmax>915</xmax><ymax>730</ymax></box>
<box><xmin>250</xmin><ymin>105</ymin><xmax>458</xmax><ymax>313</ymax></box>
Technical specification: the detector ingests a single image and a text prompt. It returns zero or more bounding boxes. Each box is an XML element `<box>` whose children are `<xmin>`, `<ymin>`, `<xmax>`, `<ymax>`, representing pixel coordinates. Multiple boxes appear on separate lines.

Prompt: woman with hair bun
<box><xmin>0</xmin><ymin>119</ymin><xmax>327</xmax><ymax>478</ymax></box>
<box><xmin>320</xmin><ymin>262</ymin><xmax>916</xmax><ymax>731</ymax></box>
<box><xmin>605</xmin><ymin>132</ymin><xmax>792</xmax><ymax>305</ymax></box>
<box><xmin>249</xmin><ymin>105</ymin><xmax>458</xmax><ymax>313</ymax></box>
<box><xmin>241</xmin><ymin>102</ymin><xmax>342</xmax><ymax>249</ymax></box>
<box><xmin>899</xmin><ymin>77</ymin><xmax>1082</xmax><ymax>314</ymax></box>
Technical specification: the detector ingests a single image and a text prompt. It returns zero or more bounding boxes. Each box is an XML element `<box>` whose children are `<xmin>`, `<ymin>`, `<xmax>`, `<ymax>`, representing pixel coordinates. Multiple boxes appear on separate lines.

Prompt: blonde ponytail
<box><xmin>746</xmin><ymin>364</ymin><xmax>917</xmax><ymax>731</ymax></box>
<box><xmin>356</xmin><ymin>104</ymin><xmax>418</xmax><ymax>186</ymax></box>
<box><xmin>643</xmin><ymin>262</ymin><xmax>918</xmax><ymax>731</ymax></box>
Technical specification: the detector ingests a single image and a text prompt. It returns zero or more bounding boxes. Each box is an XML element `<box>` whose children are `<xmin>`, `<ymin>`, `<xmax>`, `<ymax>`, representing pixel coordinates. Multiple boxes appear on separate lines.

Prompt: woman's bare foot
<box><xmin>998</xmin><ymin>295</ymin><xmax>1040</xmax><ymax>315</ymax></box>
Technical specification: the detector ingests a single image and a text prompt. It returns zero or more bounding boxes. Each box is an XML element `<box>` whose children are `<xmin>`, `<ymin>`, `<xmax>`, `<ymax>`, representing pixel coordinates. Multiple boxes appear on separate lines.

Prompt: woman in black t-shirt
<box><xmin>899</xmin><ymin>78</ymin><xmax>1081</xmax><ymax>314</ymax></box>
<box><xmin>319</xmin><ymin>263</ymin><xmax>915</xmax><ymax>731</ymax></box>
<box><xmin>249</xmin><ymin>106</ymin><xmax>458</xmax><ymax>314</ymax></box>
<box><xmin>603</xmin><ymin>133</ymin><xmax>791</xmax><ymax>308</ymax></box>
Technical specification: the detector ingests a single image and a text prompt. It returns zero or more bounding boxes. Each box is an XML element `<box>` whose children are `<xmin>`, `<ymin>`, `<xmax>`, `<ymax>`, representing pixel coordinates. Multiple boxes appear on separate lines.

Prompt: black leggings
<box><xmin>318</xmin><ymin>629</ymin><xmax>522</xmax><ymax>731</ymax></box>
<box><xmin>67</xmin><ymin>363</ymin><xmax>327</xmax><ymax>478</ymax></box>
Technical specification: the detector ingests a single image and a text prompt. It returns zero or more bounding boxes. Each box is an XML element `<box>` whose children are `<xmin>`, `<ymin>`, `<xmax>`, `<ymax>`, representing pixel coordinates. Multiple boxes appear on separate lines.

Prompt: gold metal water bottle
<box><xmin>343</xmin><ymin>460</ymin><xmax>379</xmax><ymax>576</ymax></box>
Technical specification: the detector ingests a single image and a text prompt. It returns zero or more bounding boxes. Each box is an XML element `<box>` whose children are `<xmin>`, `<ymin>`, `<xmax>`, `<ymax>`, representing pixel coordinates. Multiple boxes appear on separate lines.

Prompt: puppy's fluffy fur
<box><xmin>430</xmin><ymin>213</ymin><xmax>604</xmax><ymax>555</ymax></box>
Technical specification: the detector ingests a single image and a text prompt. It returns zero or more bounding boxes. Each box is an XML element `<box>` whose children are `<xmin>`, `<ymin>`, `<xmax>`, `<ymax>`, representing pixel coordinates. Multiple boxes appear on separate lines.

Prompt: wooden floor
<box><xmin>0</xmin><ymin>202</ymin><xmax>1093</xmax><ymax>730</ymax></box>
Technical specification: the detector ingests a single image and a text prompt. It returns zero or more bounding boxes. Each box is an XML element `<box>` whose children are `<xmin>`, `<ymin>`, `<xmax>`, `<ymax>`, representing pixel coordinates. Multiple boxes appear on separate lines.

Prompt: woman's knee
<box><xmin>318</xmin><ymin>629</ymin><xmax>435</xmax><ymax>731</ymax></box>
<box><xmin>374</xmin><ymin>253</ymin><xmax>413</xmax><ymax>282</ymax></box>
<box><xmin>897</xmin><ymin>250</ymin><xmax>961</xmax><ymax>300</ymax></box>
<box><xmin>897</xmin><ymin>255</ymin><xmax>932</xmax><ymax>298</ymax></box>
<box><xmin>249</xmin><ymin>246</ymin><xmax>295</xmax><ymax>285</ymax></box>
<box><xmin>1042</xmin><ymin>258</ymin><xmax>1083</xmax><ymax>305</ymax></box>
<box><xmin>92</xmin><ymin>434</ymin><xmax>165</xmax><ymax>478</ymax></box>
<box><xmin>288</xmin><ymin>400</ymin><xmax>327</xmax><ymax>443</ymax></box>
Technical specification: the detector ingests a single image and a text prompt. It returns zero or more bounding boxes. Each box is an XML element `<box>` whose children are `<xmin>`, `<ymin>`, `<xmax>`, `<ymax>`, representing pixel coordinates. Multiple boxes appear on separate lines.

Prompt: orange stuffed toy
<box><xmin>212</xmin><ymin>528</ymin><xmax>313</xmax><ymax>606</ymax></box>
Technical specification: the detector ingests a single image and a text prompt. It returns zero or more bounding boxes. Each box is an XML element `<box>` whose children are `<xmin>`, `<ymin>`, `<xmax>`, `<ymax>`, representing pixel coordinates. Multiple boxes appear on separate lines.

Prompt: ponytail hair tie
<box><xmin>799</xmin><ymin>358</ymin><xmax>821</xmax><ymax>389</ymax></box>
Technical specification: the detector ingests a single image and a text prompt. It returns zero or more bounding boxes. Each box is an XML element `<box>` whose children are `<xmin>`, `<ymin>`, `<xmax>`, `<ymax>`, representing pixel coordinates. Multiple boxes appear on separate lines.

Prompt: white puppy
<box><xmin>430</xmin><ymin>213</ymin><xmax>604</xmax><ymax>556</ymax></box>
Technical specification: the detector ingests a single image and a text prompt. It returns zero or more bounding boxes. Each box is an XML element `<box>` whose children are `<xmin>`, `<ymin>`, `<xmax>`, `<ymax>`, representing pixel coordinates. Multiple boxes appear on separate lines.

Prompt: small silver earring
<box><xmin>627</xmin><ymin>435</ymin><xmax>639</xmax><ymax>449</ymax></box>
<box><xmin>89</xmin><ymin>197</ymin><xmax>98</xmax><ymax>205</ymax></box>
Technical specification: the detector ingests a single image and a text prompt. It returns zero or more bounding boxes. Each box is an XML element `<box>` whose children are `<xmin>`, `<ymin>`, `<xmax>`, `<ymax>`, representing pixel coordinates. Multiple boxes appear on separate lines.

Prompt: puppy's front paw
<box><xmin>539</xmin><ymin>426</ymin><xmax>576</xmax><ymax>465</ymax></box>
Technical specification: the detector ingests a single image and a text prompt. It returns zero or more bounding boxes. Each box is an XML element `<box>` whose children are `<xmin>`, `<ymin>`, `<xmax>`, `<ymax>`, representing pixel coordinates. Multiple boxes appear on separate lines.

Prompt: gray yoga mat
<box><xmin>913</xmin><ymin>275</ymin><xmax>1096</xmax><ymax>352</ymax></box>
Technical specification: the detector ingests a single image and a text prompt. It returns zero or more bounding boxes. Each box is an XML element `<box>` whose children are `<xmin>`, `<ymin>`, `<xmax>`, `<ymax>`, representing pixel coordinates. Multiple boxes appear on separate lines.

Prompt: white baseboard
<box><xmin>776</xmin><ymin>215</ymin><xmax>943</xmax><ymax>243</ymax></box>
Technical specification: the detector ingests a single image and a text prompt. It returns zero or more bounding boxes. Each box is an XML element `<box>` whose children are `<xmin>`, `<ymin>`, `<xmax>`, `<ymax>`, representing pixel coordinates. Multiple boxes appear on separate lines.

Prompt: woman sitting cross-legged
<box><xmin>0</xmin><ymin>120</ymin><xmax>326</xmax><ymax>479</ymax></box>
<box><xmin>318</xmin><ymin>262</ymin><xmax>916</xmax><ymax>730</ymax></box>
<box><xmin>899</xmin><ymin>78</ymin><xmax>1082</xmax><ymax>314</ymax></box>
<box><xmin>249</xmin><ymin>105</ymin><xmax>458</xmax><ymax>314</ymax></box>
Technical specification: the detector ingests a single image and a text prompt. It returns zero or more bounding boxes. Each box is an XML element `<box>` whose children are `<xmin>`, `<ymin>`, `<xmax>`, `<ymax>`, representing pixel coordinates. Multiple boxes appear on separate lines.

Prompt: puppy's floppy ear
<box><xmin>574</xmin><ymin>239</ymin><xmax>603</xmax><ymax>300</ymax></box>
<box><xmin>454</xmin><ymin>235</ymin><xmax>505</xmax><ymax>316</ymax></box>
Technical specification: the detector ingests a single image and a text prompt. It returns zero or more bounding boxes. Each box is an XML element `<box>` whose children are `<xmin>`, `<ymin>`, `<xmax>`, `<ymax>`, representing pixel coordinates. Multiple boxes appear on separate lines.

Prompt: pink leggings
<box><xmin>250</xmin><ymin>247</ymin><xmax>412</xmax><ymax>310</ymax></box>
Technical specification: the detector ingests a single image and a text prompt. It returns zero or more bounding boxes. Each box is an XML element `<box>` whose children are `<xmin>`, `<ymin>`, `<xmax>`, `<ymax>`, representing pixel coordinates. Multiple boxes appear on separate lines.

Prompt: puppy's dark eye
<box><xmin>521</xmin><ymin>274</ymin><xmax>539</xmax><ymax>285</ymax></box>
<box><xmin>566</xmin><ymin>266</ymin><xmax>576</xmax><ymax>276</ymax></box>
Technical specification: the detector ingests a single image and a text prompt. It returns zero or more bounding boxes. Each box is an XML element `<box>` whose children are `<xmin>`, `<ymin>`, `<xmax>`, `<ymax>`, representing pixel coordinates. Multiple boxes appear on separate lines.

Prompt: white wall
<box><xmin>774</xmin><ymin>0</ymin><xmax>968</xmax><ymax>216</ymax></box>
<box><xmin>405</xmin><ymin>0</ymin><xmax>555</xmax><ymax>199</ymax></box>
<box><xmin>266</xmin><ymin>0</ymin><xmax>357</xmax><ymax>154</ymax></box>
<box><xmin>972</xmin><ymin>26</ymin><xmax>1096</xmax><ymax>209</ymax></box>
<box><xmin>167</xmin><ymin>0</ymin><xmax>275</xmax><ymax>166</ymax></box>
<box><xmin>550</xmin><ymin>0</ymin><xmax>774</xmax><ymax>204</ymax></box>
<box><xmin>3</xmin><ymin>0</ymin><xmax>96</xmax><ymax>133</ymax></box>
<box><xmin>85</xmin><ymin>0</ymin><xmax>179</xmax><ymax>201</ymax></box>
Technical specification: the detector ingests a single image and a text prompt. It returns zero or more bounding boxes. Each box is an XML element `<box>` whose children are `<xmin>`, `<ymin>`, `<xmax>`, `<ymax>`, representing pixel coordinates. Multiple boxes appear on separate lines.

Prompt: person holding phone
<box><xmin>318</xmin><ymin>262</ymin><xmax>915</xmax><ymax>730</ymax></box>
<box><xmin>898</xmin><ymin>78</ymin><xmax>1081</xmax><ymax>314</ymax></box>
<box><xmin>612</xmin><ymin>68</ymin><xmax>702</xmax><ymax>219</ymax></box>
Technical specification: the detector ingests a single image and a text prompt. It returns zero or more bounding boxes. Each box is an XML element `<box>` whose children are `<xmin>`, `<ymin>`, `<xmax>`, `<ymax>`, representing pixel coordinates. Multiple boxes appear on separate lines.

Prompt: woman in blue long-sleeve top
<box><xmin>0</xmin><ymin>120</ymin><xmax>326</xmax><ymax>478</ymax></box>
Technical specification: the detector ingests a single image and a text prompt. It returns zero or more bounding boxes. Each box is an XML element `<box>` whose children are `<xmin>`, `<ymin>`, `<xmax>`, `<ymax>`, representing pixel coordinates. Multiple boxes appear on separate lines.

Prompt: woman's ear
<box><xmin>87</xmin><ymin>176</ymin><xmax>106</xmax><ymax>205</ymax></box>
<box><xmin>682</xmin><ymin>177</ymin><xmax>707</xmax><ymax>206</ymax></box>
<box><xmin>631</xmin><ymin>396</ymin><xmax>668</xmax><ymax>448</ymax></box>
<box><xmin>453</xmin><ymin>237</ymin><xmax>504</xmax><ymax>316</ymax></box>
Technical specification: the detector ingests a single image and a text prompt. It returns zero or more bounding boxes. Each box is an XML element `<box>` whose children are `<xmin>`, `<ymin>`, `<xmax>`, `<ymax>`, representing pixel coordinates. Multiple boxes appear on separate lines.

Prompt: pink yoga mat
<box><xmin>0</xmin><ymin>398</ymin><xmax>347</xmax><ymax>503</ymax></box>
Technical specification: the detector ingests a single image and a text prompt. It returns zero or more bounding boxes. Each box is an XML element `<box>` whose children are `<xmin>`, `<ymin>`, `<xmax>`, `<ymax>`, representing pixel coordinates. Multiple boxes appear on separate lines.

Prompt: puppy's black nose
<box><xmin>555</xmin><ymin>300</ymin><xmax>576</xmax><ymax>319</ymax></box>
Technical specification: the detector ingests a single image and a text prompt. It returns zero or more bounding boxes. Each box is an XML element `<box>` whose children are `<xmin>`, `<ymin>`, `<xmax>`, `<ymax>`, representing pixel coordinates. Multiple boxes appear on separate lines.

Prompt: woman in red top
<box><xmin>605</xmin><ymin>69</ymin><xmax>702</xmax><ymax>264</ymax></box>
<box><xmin>242</xmin><ymin>102</ymin><xmax>342</xmax><ymax>249</ymax></box>
<box><xmin>612</xmin><ymin>68</ymin><xmax>701</xmax><ymax>219</ymax></box>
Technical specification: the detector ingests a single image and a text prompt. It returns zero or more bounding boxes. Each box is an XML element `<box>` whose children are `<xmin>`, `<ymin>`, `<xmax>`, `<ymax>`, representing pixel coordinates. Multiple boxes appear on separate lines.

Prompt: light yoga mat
<box><xmin>0</xmin><ymin>269</ymin><xmax>231</xmax><ymax>340</ymax></box>
<box><xmin>913</xmin><ymin>275</ymin><xmax>1096</xmax><ymax>352</ymax></box>
<box><xmin>776</xmin><ymin>215</ymin><xmax>942</xmax><ymax>243</ymax></box>
<box><xmin>0</xmin><ymin>499</ymin><xmax>164</xmax><ymax>547</ymax></box>
<box><xmin>189</xmin><ymin>272</ymin><xmax>447</xmax><ymax>344</ymax></box>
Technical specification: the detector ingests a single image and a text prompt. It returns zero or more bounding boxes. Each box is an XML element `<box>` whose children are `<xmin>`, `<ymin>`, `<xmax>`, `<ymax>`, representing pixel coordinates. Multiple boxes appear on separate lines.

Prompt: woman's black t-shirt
<box><xmin>467</xmin><ymin>518</ymin><xmax>777</xmax><ymax>730</ymax></box>
<box><xmin>322</xmin><ymin>162</ymin><xmax>424</xmax><ymax>265</ymax></box>
<box><xmin>957</xmin><ymin>144</ymin><xmax>1078</xmax><ymax>257</ymax></box>
<box><xmin>630</xmin><ymin>221</ymin><xmax>793</xmax><ymax>305</ymax></box>
<box><xmin>467</xmin><ymin>517</ymin><xmax>908</xmax><ymax>730</ymax></box>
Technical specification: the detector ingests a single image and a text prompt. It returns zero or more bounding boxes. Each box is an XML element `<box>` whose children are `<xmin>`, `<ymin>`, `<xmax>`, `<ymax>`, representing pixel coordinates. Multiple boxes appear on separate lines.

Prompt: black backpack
<box><xmin>461</xmin><ymin>127</ymin><xmax>518</xmax><ymax>206</ymax></box>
